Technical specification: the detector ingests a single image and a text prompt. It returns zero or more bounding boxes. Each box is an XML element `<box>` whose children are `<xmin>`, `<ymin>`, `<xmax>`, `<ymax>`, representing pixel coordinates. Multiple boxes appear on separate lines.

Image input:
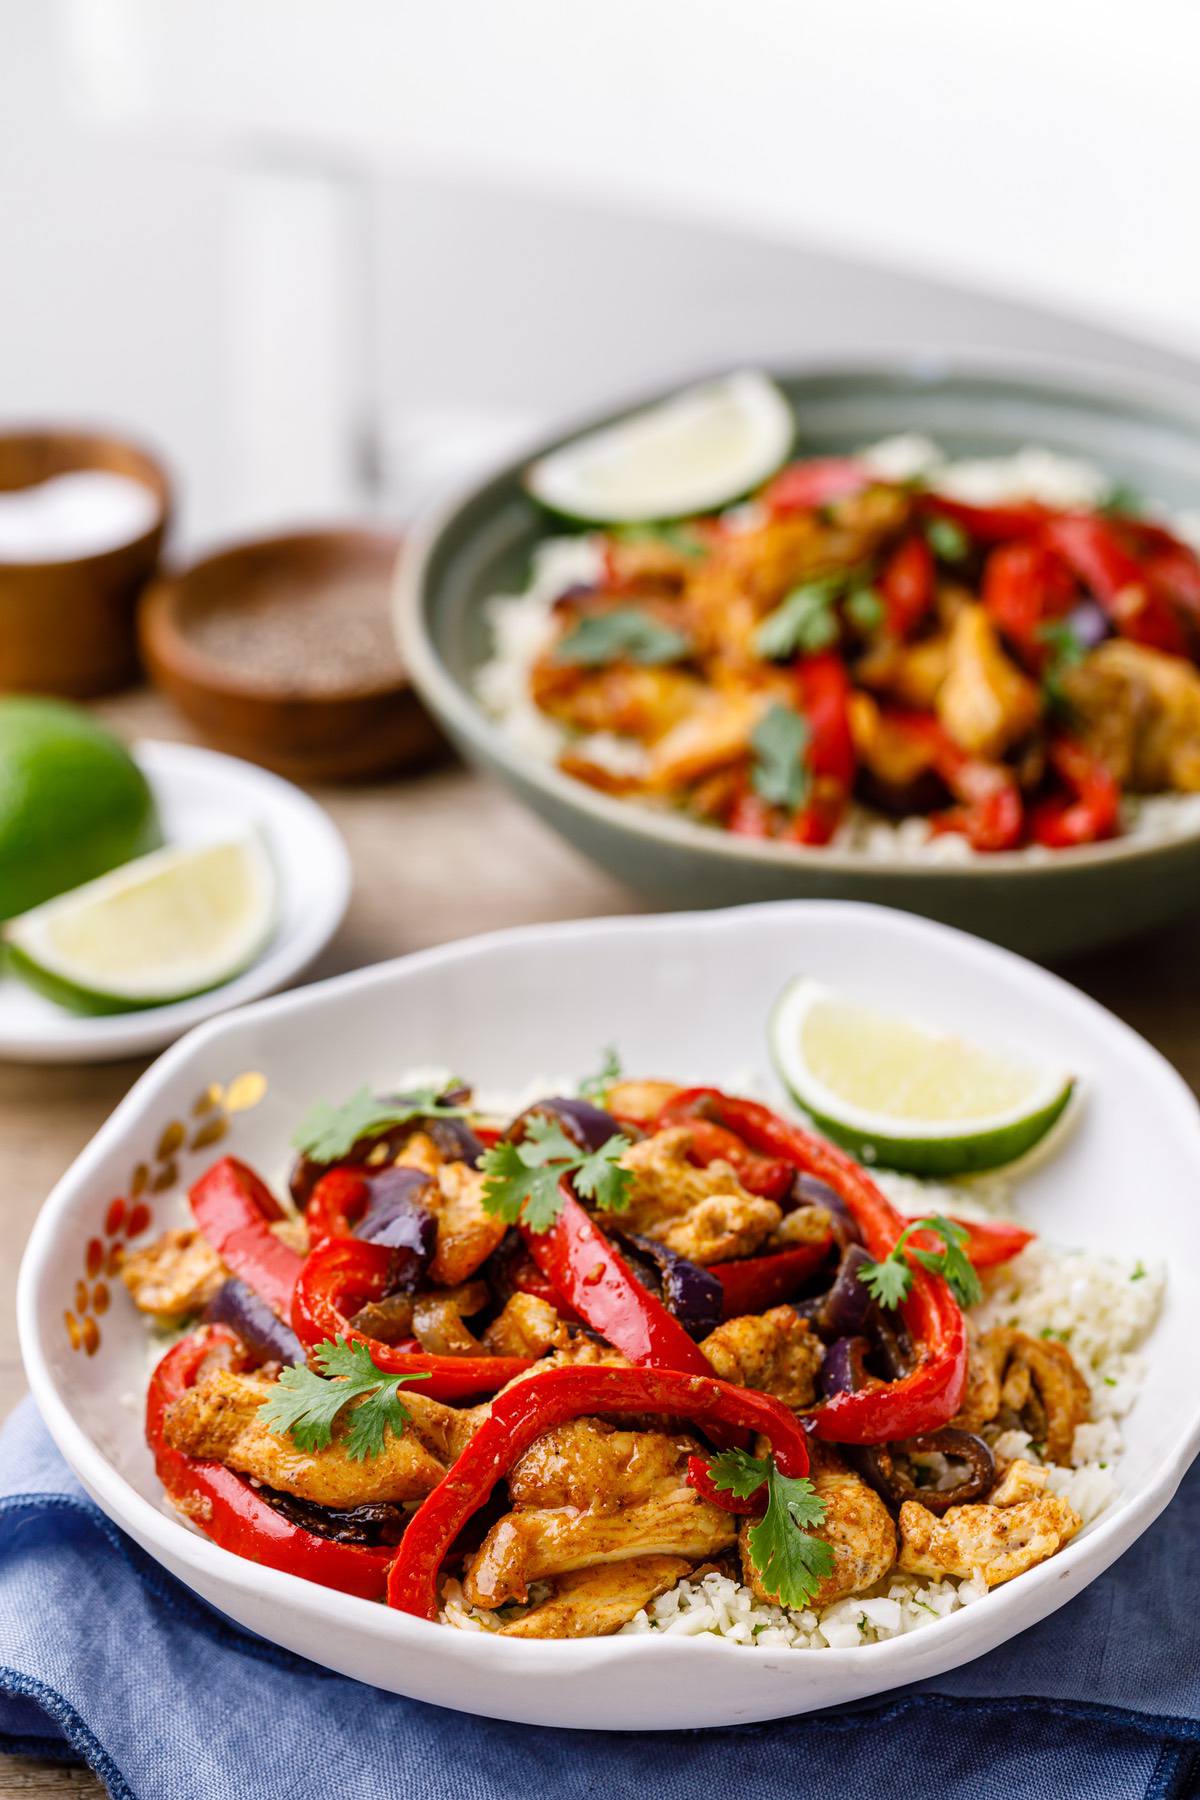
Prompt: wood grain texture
<box><xmin>1</xmin><ymin>684</ymin><xmax>1196</xmax><ymax>1797</ymax></box>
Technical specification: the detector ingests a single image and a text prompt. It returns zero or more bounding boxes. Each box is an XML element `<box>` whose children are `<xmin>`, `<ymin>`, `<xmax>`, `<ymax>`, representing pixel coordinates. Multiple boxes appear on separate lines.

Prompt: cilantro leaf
<box><xmin>256</xmin><ymin>1337</ymin><xmax>430</xmax><ymax>1461</ymax></box>
<box><xmin>579</xmin><ymin>1045</ymin><xmax>622</xmax><ymax>1101</ymax></box>
<box><xmin>555</xmin><ymin>608</ymin><xmax>691</xmax><ymax>668</ymax></box>
<box><xmin>845</xmin><ymin>586</ymin><xmax>885</xmax><ymax>633</ymax></box>
<box><xmin>708</xmin><ymin>1450</ymin><xmax>833</xmax><ymax>1609</ymax></box>
<box><xmin>706</xmin><ymin>1446</ymin><xmax>770</xmax><ymax>1500</ymax></box>
<box><xmin>1038</xmin><ymin>618</ymin><xmax>1089</xmax><ymax>712</ymax></box>
<box><xmin>925</xmin><ymin>516</ymin><xmax>971</xmax><ymax>563</ymax></box>
<box><xmin>479</xmin><ymin>1120</ymin><xmax>632</xmax><ymax>1232</ymax></box>
<box><xmin>573</xmin><ymin>1138</ymin><xmax>633</xmax><ymax>1214</ymax></box>
<box><xmin>750</xmin><ymin>704</ymin><xmax>810</xmax><ymax>811</ymax></box>
<box><xmin>858</xmin><ymin>1254</ymin><xmax>912</xmax><ymax>1309</ymax></box>
<box><xmin>859</xmin><ymin>1214</ymin><xmax>983</xmax><ymax>1311</ymax></box>
<box><xmin>1100</xmin><ymin>482</ymin><xmax>1143</xmax><ymax>518</ymax></box>
<box><xmin>292</xmin><ymin>1084</ymin><xmax>470</xmax><ymax>1164</ymax></box>
<box><xmin>755</xmin><ymin>579</ymin><xmax>842</xmax><ymax>660</ymax></box>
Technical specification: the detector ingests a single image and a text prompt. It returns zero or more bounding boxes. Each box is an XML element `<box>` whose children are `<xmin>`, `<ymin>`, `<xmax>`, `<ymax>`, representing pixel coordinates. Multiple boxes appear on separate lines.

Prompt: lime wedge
<box><xmin>525</xmin><ymin>371</ymin><xmax>793</xmax><ymax>524</ymax></box>
<box><xmin>4</xmin><ymin>835</ymin><xmax>276</xmax><ymax>1015</ymax></box>
<box><xmin>769</xmin><ymin>977</ymin><xmax>1074</xmax><ymax>1176</ymax></box>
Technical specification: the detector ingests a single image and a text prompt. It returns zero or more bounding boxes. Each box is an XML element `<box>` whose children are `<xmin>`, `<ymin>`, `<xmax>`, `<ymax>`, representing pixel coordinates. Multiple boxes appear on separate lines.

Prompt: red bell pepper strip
<box><xmin>905</xmin><ymin>1214</ymin><xmax>1033</xmax><ymax>1270</ymax></box>
<box><xmin>386</xmin><ymin>1363</ymin><xmax>811</xmax><ymax>1619</ymax></box>
<box><xmin>1041</xmin><ymin>514</ymin><xmax>1189</xmax><ymax>657</ymax></box>
<box><xmin>788</xmin><ymin>652</ymin><xmax>857</xmax><ymax>846</ymax></box>
<box><xmin>712</xmin><ymin>1239</ymin><xmax>834</xmax><ymax>1318</ymax></box>
<box><xmin>685</xmin><ymin>1453</ymin><xmax>764</xmax><ymax>1515</ymax></box>
<box><xmin>506</xmin><ymin>1254</ymin><xmax>582</xmax><ymax>1321</ymax></box>
<box><xmin>291</xmin><ymin>1237</ymin><xmax>533</xmax><ymax>1401</ymax></box>
<box><xmin>921</xmin><ymin>492</ymin><xmax>1048</xmax><ymax>544</ymax></box>
<box><xmin>190</xmin><ymin>1157</ymin><xmax>303</xmax><ymax>1318</ymax></box>
<box><xmin>881</xmin><ymin>710</ymin><xmax>1023</xmax><ymax>852</ymax></box>
<box><xmin>680</xmin><ymin>1118</ymin><xmax>795</xmax><ymax>1200</ymax></box>
<box><xmin>304</xmin><ymin>1168</ymin><xmax>369</xmax><ymax>1247</ymax></box>
<box><xmin>520</xmin><ymin>1189</ymin><xmax>716</xmax><ymax>1378</ymax></box>
<box><xmin>981</xmin><ymin>540</ymin><xmax>1076</xmax><ymax>668</ymax></box>
<box><xmin>879</xmin><ymin>534</ymin><xmax>935</xmax><ymax>640</ymax></box>
<box><xmin>762</xmin><ymin>457</ymin><xmax>875</xmax><ymax>516</ymax></box>
<box><xmin>147</xmin><ymin>1326</ymin><xmax>394</xmax><ymax>1599</ymax></box>
<box><xmin>1029</xmin><ymin>736</ymin><xmax>1122</xmax><ymax>849</ymax></box>
<box><xmin>653</xmin><ymin>1089</ymin><xmax>968</xmax><ymax>1444</ymax></box>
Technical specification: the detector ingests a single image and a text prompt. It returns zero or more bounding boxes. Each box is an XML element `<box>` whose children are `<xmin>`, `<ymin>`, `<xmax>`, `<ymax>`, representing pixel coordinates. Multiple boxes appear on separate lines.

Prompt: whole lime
<box><xmin>0</xmin><ymin>698</ymin><xmax>161</xmax><ymax>920</ymax></box>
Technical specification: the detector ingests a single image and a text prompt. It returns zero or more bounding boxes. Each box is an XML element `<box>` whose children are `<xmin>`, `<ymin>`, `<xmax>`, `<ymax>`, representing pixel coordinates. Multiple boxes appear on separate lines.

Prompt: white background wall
<box><xmin>4</xmin><ymin>1</ymin><xmax>1200</xmax><ymax>549</ymax></box>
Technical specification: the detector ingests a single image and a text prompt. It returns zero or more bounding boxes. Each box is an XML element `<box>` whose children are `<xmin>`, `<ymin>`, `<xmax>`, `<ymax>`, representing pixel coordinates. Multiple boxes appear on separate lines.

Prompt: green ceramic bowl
<box><xmin>394</xmin><ymin>354</ymin><xmax>1200</xmax><ymax>959</ymax></box>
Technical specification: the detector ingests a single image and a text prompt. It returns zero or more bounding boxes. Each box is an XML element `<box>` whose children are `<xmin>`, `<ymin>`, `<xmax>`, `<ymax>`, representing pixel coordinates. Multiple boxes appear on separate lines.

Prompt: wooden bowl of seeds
<box><xmin>139</xmin><ymin>527</ymin><xmax>442</xmax><ymax>782</ymax></box>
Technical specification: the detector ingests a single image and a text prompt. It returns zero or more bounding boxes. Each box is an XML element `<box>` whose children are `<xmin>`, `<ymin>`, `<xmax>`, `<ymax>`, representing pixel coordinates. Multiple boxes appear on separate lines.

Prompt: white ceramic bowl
<box><xmin>17</xmin><ymin>903</ymin><xmax>1200</xmax><ymax>1731</ymax></box>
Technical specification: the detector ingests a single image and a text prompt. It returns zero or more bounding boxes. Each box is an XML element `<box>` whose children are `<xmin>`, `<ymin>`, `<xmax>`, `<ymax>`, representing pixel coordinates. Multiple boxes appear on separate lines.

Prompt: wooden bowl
<box><xmin>139</xmin><ymin>527</ymin><xmax>442</xmax><ymax>783</ymax></box>
<box><xmin>0</xmin><ymin>429</ymin><xmax>170</xmax><ymax>696</ymax></box>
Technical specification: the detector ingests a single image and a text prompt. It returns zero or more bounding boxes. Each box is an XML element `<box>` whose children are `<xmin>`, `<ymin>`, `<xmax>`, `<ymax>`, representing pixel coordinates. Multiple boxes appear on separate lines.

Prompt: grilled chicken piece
<box><xmin>532</xmin><ymin>658</ymin><xmax>703</xmax><ymax>744</ymax></box>
<box><xmin>163</xmin><ymin>1368</ymin><xmax>477</xmax><ymax>1506</ymax></box>
<box><xmin>645</xmin><ymin>688</ymin><xmax>770</xmax><ymax>791</ymax></box>
<box><xmin>988</xmin><ymin>1457</ymin><xmax>1051</xmax><ymax>1508</ymax></box>
<box><xmin>604</xmin><ymin>1079</ymin><xmax>683</xmax><ymax>1123</ymax></box>
<box><xmin>463</xmin><ymin>1418</ymin><xmax>736</xmax><ymax>1608</ymax></box>
<box><xmin>954</xmin><ymin>1327</ymin><xmax>1090</xmax><ymax>1465</ymax></box>
<box><xmin>768</xmin><ymin>1205</ymin><xmax>834</xmax><ymax>1250</ymax></box>
<box><xmin>1063</xmin><ymin>640</ymin><xmax>1200</xmax><ymax>792</ymax></box>
<box><xmin>856</xmin><ymin>632</ymin><xmax>954</xmax><ymax>712</ymax></box>
<box><xmin>898</xmin><ymin>1479</ymin><xmax>1081</xmax><ymax>1587</ymax></box>
<box><xmin>493</xmin><ymin>1556</ymin><xmax>691</xmax><ymax>1638</ymax></box>
<box><xmin>618</xmin><ymin>1127</ymin><xmax>781</xmax><ymax>1264</ymax></box>
<box><xmin>740</xmin><ymin>1444</ymin><xmax>896</xmax><ymax>1611</ymax></box>
<box><xmin>936</xmin><ymin>605</ymin><xmax>1042</xmax><ymax>759</ymax></box>
<box><xmin>849</xmin><ymin>691</ymin><xmax>940</xmax><ymax>790</ymax></box>
<box><xmin>428</xmin><ymin>1161</ymin><xmax>507</xmax><ymax>1286</ymax></box>
<box><xmin>700</xmin><ymin>1308</ymin><xmax>824</xmax><ymax>1409</ymax></box>
<box><xmin>481</xmin><ymin>1293</ymin><xmax>564</xmax><ymax>1360</ymax></box>
<box><xmin>122</xmin><ymin>1229</ymin><xmax>226</xmax><ymax>1320</ymax></box>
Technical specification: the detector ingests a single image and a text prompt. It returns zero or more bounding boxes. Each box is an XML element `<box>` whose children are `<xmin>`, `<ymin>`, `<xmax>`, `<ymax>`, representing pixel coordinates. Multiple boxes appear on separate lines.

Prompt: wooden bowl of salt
<box><xmin>139</xmin><ymin>527</ymin><xmax>442</xmax><ymax>782</ymax></box>
<box><xmin>0</xmin><ymin>429</ymin><xmax>170</xmax><ymax>697</ymax></box>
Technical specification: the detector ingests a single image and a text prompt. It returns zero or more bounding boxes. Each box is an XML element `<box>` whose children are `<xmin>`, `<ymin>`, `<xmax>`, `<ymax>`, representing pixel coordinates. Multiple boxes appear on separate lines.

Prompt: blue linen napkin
<box><xmin>1</xmin><ymin>1397</ymin><xmax>1196</xmax><ymax>1800</ymax></box>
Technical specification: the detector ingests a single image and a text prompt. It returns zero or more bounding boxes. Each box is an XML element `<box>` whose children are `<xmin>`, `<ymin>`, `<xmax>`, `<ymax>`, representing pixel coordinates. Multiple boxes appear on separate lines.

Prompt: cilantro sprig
<box><xmin>858</xmin><ymin>1214</ymin><xmax>983</xmax><ymax>1311</ymax></box>
<box><xmin>750</xmin><ymin>704</ymin><xmax>810</xmax><ymax>811</ymax></box>
<box><xmin>925</xmin><ymin>516</ymin><xmax>971</xmax><ymax>563</ymax></box>
<box><xmin>256</xmin><ymin>1338</ymin><xmax>431</xmax><ymax>1461</ymax></box>
<box><xmin>706</xmin><ymin>1448</ymin><xmax>834</xmax><ymax>1609</ymax></box>
<box><xmin>555</xmin><ymin>608</ymin><xmax>691</xmax><ymax>668</ymax></box>
<box><xmin>292</xmin><ymin>1085</ymin><xmax>470</xmax><ymax>1164</ymax></box>
<box><xmin>480</xmin><ymin>1115</ymin><xmax>633</xmax><ymax>1232</ymax></box>
<box><xmin>1038</xmin><ymin>617</ymin><xmax>1088</xmax><ymax>712</ymax></box>
<box><xmin>579</xmin><ymin>1046</ymin><xmax>623</xmax><ymax>1100</ymax></box>
<box><xmin>755</xmin><ymin>576</ymin><xmax>843</xmax><ymax>660</ymax></box>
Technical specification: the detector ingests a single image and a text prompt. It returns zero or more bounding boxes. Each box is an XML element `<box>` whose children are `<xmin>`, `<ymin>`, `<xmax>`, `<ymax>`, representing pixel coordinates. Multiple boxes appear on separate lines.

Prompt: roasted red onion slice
<box><xmin>820</xmin><ymin>1334</ymin><xmax>874</xmax><ymax>1399</ymax></box>
<box><xmin>509</xmin><ymin>1095</ymin><xmax>624</xmax><ymax>1154</ymax></box>
<box><xmin>204</xmin><ymin>1278</ymin><xmax>305</xmax><ymax>1368</ymax></box>
<box><xmin>615</xmin><ymin>1232</ymin><xmax>723</xmax><ymax>1340</ymax></box>
<box><xmin>855</xmin><ymin>1429</ymin><xmax>996</xmax><ymax>1513</ymax></box>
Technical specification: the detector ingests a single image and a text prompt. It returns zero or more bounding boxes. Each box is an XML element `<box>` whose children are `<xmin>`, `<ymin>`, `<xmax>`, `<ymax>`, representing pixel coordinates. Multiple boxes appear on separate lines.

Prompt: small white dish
<box><xmin>0</xmin><ymin>739</ymin><xmax>350</xmax><ymax>1063</ymax></box>
<box><xmin>17</xmin><ymin>902</ymin><xmax>1200</xmax><ymax>1730</ymax></box>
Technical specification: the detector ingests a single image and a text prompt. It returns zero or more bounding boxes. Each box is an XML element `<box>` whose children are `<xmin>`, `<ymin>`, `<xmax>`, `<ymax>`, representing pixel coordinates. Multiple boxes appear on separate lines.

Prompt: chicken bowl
<box><xmin>395</xmin><ymin>356</ymin><xmax>1200</xmax><ymax>957</ymax></box>
<box><xmin>17</xmin><ymin>902</ymin><xmax>1200</xmax><ymax>1728</ymax></box>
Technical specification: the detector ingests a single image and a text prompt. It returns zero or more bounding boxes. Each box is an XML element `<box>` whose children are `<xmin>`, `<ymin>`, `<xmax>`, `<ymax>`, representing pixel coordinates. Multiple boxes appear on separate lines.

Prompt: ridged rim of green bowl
<box><xmin>394</xmin><ymin>348</ymin><xmax>1200</xmax><ymax>883</ymax></box>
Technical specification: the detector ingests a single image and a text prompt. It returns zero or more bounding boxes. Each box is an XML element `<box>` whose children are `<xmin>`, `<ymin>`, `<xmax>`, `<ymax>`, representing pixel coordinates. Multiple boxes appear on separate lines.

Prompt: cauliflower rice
<box><xmin>475</xmin><ymin>439</ymin><xmax>1200</xmax><ymax>859</ymax></box>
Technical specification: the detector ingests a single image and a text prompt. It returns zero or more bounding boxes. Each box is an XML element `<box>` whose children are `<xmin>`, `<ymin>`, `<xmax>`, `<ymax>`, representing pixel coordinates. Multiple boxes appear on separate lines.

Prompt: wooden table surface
<box><xmin>2</xmin><ymin>687</ymin><xmax>1198</xmax><ymax>1796</ymax></box>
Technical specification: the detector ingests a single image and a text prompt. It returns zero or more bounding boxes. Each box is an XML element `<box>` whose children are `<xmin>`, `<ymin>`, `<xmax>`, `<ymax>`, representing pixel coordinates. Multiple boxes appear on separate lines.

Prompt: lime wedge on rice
<box><xmin>769</xmin><ymin>977</ymin><xmax>1074</xmax><ymax>1177</ymax></box>
<box><xmin>3</xmin><ymin>834</ymin><xmax>276</xmax><ymax>1015</ymax></box>
<box><xmin>524</xmin><ymin>370</ymin><xmax>794</xmax><ymax>524</ymax></box>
